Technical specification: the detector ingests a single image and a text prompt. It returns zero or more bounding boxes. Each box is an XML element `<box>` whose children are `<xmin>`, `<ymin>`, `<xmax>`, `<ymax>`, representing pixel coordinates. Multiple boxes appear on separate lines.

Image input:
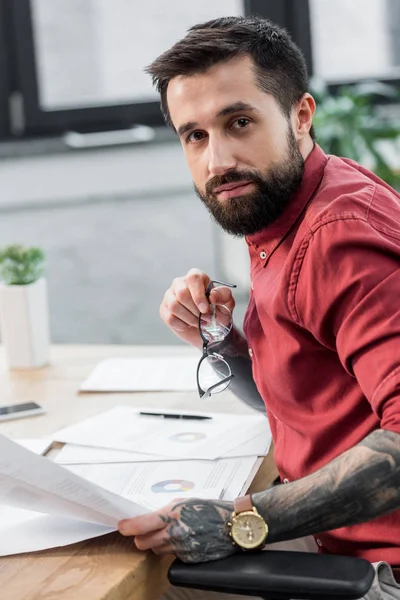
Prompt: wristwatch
<box><xmin>228</xmin><ymin>495</ymin><xmax>268</xmax><ymax>550</ymax></box>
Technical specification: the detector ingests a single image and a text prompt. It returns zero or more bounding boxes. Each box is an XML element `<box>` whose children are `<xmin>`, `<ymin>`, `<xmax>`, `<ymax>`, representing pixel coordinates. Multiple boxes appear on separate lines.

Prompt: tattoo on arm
<box><xmin>211</xmin><ymin>327</ymin><xmax>266</xmax><ymax>413</ymax></box>
<box><xmin>252</xmin><ymin>429</ymin><xmax>400</xmax><ymax>543</ymax></box>
<box><xmin>163</xmin><ymin>500</ymin><xmax>236</xmax><ymax>563</ymax></box>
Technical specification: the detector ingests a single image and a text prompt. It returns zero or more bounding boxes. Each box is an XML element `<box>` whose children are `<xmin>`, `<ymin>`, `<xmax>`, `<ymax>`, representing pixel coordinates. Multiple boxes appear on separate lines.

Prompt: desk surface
<box><xmin>0</xmin><ymin>345</ymin><xmax>277</xmax><ymax>600</ymax></box>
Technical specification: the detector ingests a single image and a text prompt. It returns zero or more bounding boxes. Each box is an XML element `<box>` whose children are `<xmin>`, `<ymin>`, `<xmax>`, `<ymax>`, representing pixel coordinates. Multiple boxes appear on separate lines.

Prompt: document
<box><xmin>54</xmin><ymin>406</ymin><xmax>269</xmax><ymax>460</ymax></box>
<box><xmin>0</xmin><ymin>434</ymin><xmax>262</xmax><ymax>556</ymax></box>
<box><xmin>65</xmin><ymin>456</ymin><xmax>259</xmax><ymax>508</ymax></box>
<box><xmin>55</xmin><ymin>431</ymin><xmax>270</xmax><ymax>465</ymax></box>
<box><xmin>0</xmin><ymin>434</ymin><xmax>148</xmax><ymax>527</ymax></box>
<box><xmin>15</xmin><ymin>438</ymin><xmax>53</xmax><ymax>455</ymax></box>
<box><xmin>80</xmin><ymin>356</ymin><xmax>200</xmax><ymax>392</ymax></box>
<box><xmin>0</xmin><ymin>506</ymin><xmax>115</xmax><ymax>556</ymax></box>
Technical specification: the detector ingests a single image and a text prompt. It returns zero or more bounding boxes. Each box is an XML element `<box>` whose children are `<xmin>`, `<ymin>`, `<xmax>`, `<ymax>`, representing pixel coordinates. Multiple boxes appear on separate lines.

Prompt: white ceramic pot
<box><xmin>0</xmin><ymin>277</ymin><xmax>50</xmax><ymax>368</ymax></box>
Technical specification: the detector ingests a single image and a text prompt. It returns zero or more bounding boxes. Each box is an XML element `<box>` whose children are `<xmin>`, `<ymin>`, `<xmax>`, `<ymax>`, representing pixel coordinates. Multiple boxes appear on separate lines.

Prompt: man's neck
<box><xmin>299</xmin><ymin>135</ymin><xmax>314</xmax><ymax>162</ymax></box>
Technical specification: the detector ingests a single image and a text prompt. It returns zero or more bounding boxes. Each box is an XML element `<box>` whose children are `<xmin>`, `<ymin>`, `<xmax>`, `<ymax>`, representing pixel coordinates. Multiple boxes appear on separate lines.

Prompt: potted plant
<box><xmin>311</xmin><ymin>79</ymin><xmax>400</xmax><ymax>189</ymax></box>
<box><xmin>0</xmin><ymin>245</ymin><xmax>50</xmax><ymax>368</ymax></box>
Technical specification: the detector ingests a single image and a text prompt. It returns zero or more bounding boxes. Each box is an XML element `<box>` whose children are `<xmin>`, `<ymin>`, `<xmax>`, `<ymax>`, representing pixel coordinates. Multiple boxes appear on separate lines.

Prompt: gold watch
<box><xmin>228</xmin><ymin>495</ymin><xmax>268</xmax><ymax>550</ymax></box>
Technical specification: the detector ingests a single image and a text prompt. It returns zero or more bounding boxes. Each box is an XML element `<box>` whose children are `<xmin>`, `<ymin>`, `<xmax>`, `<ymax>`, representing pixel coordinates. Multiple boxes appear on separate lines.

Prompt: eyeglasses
<box><xmin>196</xmin><ymin>279</ymin><xmax>237</xmax><ymax>398</ymax></box>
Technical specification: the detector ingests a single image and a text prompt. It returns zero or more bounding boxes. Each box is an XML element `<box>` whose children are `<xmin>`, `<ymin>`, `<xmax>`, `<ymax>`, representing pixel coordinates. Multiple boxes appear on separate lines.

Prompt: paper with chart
<box><xmin>65</xmin><ymin>455</ymin><xmax>259</xmax><ymax>509</ymax></box>
<box><xmin>0</xmin><ymin>455</ymin><xmax>259</xmax><ymax>556</ymax></box>
<box><xmin>0</xmin><ymin>434</ymin><xmax>148</xmax><ymax>528</ymax></box>
<box><xmin>0</xmin><ymin>433</ymin><xmax>261</xmax><ymax>556</ymax></box>
<box><xmin>55</xmin><ymin>431</ymin><xmax>270</xmax><ymax>465</ymax></box>
<box><xmin>79</xmin><ymin>356</ymin><xmax>200</xmax><ymax>391</ymax></box>
<box><xmin>0</xmin><ymin>435</ymin><xmax>220</xmax><ymax>556</ymax></box>
<box><xmin>53</xmin><ymin>406</ymin><xmax>269</xmax><ymax>460</ymax></box>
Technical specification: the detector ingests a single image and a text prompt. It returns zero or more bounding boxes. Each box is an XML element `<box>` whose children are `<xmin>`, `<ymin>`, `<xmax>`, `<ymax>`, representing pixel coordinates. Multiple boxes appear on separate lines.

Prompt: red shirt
<box><xmin>243</xmin><ymin>144</ymin><xmax>400</xmax><ymax>564</ymax></box>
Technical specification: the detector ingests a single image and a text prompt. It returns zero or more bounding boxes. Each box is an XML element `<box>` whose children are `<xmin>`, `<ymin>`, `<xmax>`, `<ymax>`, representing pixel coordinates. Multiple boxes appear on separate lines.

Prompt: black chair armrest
<box><xmin>168</xmin><ymin>551</ymin><xmax>375</xmax><ymax>600</ymax></box>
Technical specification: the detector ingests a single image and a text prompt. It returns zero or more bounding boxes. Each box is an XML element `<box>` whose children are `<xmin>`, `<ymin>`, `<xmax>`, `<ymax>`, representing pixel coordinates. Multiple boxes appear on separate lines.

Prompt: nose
<box><xmin>207</xmin><ymin>136</ymin><xmax>237</xmax><ymax>177</ymax></box>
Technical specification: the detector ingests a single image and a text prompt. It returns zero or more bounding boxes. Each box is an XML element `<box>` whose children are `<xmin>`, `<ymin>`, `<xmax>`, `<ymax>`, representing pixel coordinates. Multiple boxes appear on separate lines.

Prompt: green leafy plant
<box><xmin>312</xmin><ymin>79</ymin><xmax>400</xmax><ymax>188</ymax></box>
<box><xmin>0</xmin><ymin>245</ymin><xmax>45</xmax><ymax>285</ymax></box>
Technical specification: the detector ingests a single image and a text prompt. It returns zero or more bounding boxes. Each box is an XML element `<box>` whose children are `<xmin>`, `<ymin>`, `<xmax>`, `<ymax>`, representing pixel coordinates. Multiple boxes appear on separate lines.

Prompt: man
<box><xmin>118</xmin><ymin>16</ymin><xmax>400</xmax><ymax>600</ymax></box>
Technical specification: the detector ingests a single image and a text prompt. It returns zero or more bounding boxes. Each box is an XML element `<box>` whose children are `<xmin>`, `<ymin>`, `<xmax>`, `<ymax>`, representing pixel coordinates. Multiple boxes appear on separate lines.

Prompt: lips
<box><xmin>214</xmin><ymin>181</ymin><xmax>252</xmax><ymax>194</ymax></box>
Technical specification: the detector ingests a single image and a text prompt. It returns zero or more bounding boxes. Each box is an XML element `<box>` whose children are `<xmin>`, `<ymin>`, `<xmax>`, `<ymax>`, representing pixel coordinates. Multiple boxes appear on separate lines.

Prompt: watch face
<box><xmin>231</xmin><ymin>512</ymin><xmax>268</xmax><ymax>549</ymax></box>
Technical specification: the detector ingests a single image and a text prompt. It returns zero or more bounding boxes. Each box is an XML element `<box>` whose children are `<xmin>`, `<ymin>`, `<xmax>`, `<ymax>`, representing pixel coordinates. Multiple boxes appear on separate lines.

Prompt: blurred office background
<box><xmin>0</xmin><ymin>0</ymin><xmax>399</xmax><ymax>345</ymax></box>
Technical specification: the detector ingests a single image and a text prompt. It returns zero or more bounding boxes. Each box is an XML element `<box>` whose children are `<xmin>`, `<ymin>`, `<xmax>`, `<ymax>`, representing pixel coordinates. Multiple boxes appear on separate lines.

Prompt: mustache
<box><xmin>205</xmin><ymin>169</ymin><xmax>262</xmax><ymax>196</ymax></box>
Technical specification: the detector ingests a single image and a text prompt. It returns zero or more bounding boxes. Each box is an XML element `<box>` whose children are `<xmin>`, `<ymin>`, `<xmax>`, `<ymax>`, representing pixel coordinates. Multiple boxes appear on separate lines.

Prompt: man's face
<box><xmin>167</xmin><ymin>55</ymin><xmax>305</xmax><ymax>237</ymax></box>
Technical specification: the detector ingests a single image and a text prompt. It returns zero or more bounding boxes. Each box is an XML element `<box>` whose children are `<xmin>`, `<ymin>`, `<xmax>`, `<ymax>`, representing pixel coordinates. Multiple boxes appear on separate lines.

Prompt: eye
<box><xmin>232</xmin><ymin>117</ymin><xmax>250</xmax><ymax>129</ymax></box>
<box><xmin>186</xmin><ymin>130</ymin><xmax>206</xmax><ymax>144</ymax></box>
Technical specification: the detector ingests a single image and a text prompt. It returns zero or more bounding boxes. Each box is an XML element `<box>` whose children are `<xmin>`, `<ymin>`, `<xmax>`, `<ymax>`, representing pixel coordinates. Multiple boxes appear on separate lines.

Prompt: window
<box><xmin>7</xmin><ymin>0</ymin><xmax>244</xmax><ymax>137</ymax></box>
<box><xmin>309</xmin><ymin>0</ymin><xmax>400</xmax><ymax>82</ymax></box>
<box><xmin>30</xmin><ymin>0</ymin><xmax>244</xmax><ymax>111</ymax></box>
<box><xmin>0</xmin><ymin>1</ymin><xmax>11</xmax><ymax>139</ymax></box>
<box><xmin>0</xmin><ymin>0</ymin><xmax>314</xmax><ymax>141</ymax></box>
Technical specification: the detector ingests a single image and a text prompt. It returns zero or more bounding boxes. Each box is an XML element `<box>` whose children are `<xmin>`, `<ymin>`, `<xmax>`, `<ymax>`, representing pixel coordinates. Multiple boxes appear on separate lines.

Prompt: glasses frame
<box><xmin>196</xmin><ymin>279</ymin><xmax>237</xmax><ymax>398</ymax></box>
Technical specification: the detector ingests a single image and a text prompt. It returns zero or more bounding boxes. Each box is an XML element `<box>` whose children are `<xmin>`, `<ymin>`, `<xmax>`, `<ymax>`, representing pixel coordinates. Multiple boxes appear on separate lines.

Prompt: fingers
<box><xmin>163</xmin><ymin>286</ymin><xmax>199</xmax><ymax>328</ymax></box>
<box><xmin>184</xmin><ymin>269</ymin><xmax>211</xmax><ymax>314</ymax></box>
<box><xmin>121</xmin><ymin>501</ymin><xmax>186</xmax><ymax>557</ymax></box>
<box><xmin>160</xmin><ymin>304</ymin><xmax>192</xmax><ymax>333</ymax></box>
<box><xmin>118</xmin><ymin>498</ymin><xmax>183</xmax><ymax>536</ymax></box>
<box><xmin>159</xmin><ymin>270</ymin><xmax>211</xmax><ymax>340</ymax></box>
<box><xmin>159</xmin><ymin>269</ymin><xmax>237</xmax><ymax>345</ymax></box>
<box><xmin>134</xmin><ymin>527</ymin><xmax>170</xmax><ymax>552</ymax></box>
<box><xmin>208</xmin><ymin>286</ymin><xmax>236</xmax><ymax>312</ymax></box>
<box><xmin>118</xmin><ymin>511</ymin><xmax>167</xmax><ymax>537</ymax></box>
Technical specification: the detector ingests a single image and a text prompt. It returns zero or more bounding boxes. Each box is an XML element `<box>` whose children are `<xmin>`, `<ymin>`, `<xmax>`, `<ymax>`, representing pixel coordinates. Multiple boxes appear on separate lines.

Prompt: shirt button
<box><xmin>251</xmin><ymin>280</ymin><xmax>254</xmax><ymax>290</ymax></box>
<box><xmin>259</xmin><ymin>251</ymin><xmax>267</xmax><ymax>260</ymax></box>
<box><xmin>283</xmin><ymin>478</ymin><xmax>289</xmax><ymax>484</ymax></box>
<box><xmin>316</xmin><ymin>538</ymin><xmax>323</xmax><ymax>547</ymax></box>
<box><xmin>248</xmin><ymin>348</ymin><xmax>253</xmax><ymax>358</ymax></box>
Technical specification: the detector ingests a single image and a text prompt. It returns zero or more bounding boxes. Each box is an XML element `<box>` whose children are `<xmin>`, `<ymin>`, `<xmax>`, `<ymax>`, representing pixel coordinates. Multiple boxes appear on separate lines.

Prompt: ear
<box><xmin>293</xmin><ymin>93</ymin><xmax>316</xmax><ymax>140</ymax></box>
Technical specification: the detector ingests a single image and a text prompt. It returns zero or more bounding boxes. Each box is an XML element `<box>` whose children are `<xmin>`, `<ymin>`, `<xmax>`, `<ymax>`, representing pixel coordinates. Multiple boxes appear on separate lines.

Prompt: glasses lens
<box><xmin>200</xmin><ymin>304</ymin><xmax>232</xmax><ymax>343</ymax></box>
<box><xmin>198</xmin><ymin>354</ymin><xmax>231</xmax><ymax>395</ymax></box>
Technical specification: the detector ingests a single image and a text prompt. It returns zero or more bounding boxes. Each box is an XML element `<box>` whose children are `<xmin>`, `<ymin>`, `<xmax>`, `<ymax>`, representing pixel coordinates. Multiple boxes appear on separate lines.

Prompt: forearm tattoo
<box><xmin>161</xmin><ymin>430</ymin><xmax>400</xmax><ymax>563</ymax></box>
<box><xmin>162</xmin><ymin>500</ymin><xmax>236</xmax><ymax>563</ymax></box>
<box><xmin>252</xmin><ymin>429</ymin><xmax>400</xmax><ymax>543</ymax></box>
<box><xmin>211</xmin><ymin>327</ymin><xmax>266</xmax><ymax>413</ymax></box>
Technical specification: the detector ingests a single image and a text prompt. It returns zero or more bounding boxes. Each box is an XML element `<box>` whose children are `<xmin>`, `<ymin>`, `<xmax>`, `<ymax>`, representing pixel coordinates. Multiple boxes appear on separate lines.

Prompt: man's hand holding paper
<box><xmin>119</xmin><ymin>497</ymin><xmax>237</xmax><ymax>563</ymax></box>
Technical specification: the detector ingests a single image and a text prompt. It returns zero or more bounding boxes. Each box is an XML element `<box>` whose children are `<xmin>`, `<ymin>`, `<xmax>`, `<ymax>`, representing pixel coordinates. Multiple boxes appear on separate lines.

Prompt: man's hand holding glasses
<box><xmin>160</xmin><ymin>269</ymin><xmax>236</xmax><ymax>396</ymax></box>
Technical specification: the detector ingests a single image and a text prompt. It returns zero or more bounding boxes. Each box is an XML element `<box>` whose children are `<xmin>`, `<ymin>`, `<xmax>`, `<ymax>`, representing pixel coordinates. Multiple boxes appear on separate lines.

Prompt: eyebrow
<box><xmin>176</xmin><ymin>101</ymin><xmax>259</xmax><ymax>138</ymax></box>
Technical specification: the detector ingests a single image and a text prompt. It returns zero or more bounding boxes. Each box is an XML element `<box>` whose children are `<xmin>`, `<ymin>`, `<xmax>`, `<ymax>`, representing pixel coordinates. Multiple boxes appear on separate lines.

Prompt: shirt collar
<box><xmin>246</xmin><ymin>144</ymin><xmax>328</xmax><ymax>265</ymax></box>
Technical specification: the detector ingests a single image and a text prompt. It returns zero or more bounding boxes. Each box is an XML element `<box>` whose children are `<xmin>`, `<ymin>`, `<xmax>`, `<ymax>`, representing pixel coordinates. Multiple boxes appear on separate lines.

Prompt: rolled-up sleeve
<box><xmin>294</xmin><ymin>215</ymin><xmax>400</xmax><ymax>433</ymax></box>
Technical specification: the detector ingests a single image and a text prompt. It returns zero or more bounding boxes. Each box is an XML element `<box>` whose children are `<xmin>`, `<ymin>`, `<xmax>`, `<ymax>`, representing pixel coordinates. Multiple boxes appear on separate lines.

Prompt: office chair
<box><xmin>168</xmin><ymin>550</ymin><xmax>375</xmax><ymax>600</ymax></box>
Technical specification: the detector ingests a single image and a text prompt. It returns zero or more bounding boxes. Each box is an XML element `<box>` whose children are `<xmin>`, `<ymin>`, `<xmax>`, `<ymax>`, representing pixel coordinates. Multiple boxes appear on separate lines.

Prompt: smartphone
<box><xmin>0</xmin><ymin>402</ymin><xmax>46</xmax><ymax>422</ymax></box>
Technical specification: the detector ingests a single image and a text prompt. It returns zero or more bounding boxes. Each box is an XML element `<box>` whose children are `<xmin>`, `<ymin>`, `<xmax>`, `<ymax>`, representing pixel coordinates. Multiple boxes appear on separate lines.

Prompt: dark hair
<box><xmin>146</xmin><ymin>16</ymin><xmax>315</xmax><ymax>139</ymax></box>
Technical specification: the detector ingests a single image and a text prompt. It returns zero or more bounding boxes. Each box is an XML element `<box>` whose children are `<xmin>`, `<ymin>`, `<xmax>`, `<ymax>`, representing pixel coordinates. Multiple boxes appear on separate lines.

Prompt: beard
<box><xmin>194</xmin><ymin>127</ymin><xmax>305</xmax><ymax>237</ymax></box>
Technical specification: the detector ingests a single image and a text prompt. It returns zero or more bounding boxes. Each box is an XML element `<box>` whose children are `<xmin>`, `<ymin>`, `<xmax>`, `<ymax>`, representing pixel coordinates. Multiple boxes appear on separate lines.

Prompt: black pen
<box><xmin>139</xmin><ymin>411</ymin><xmax>212</xmax><ymax>420</ymax></box>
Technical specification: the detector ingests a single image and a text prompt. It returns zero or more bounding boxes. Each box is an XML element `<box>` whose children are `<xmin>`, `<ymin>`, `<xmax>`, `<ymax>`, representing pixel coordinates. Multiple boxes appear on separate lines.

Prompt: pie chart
<box><xmin>151</xmin><ymin>479</ymin><xmax>195</xmax><ymax>493</ymax></box>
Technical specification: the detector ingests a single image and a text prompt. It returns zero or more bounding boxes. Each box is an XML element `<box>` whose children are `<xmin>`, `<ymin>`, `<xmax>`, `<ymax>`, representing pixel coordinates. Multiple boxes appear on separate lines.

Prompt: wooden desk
<box><xmin>0</xmin><ymin>345</ymin><xmax>277</xmax><ymax>600</ymax></box>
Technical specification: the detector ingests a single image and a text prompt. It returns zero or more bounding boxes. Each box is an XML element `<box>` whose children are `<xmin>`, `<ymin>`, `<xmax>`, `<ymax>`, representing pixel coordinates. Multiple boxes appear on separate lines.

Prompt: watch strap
<box><xmin>234</xmin><ymin>494</ymin><xmax>253</xmax><ymax>514</ymax></box>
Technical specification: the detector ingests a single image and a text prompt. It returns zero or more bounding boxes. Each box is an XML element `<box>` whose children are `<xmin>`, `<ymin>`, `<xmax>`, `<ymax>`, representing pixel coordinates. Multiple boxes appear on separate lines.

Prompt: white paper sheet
<box><xmin>0</xmin><ymin>482</ymin><xmax>230</xmax><ymax>556</ymax></box>
<box><xmin>64</xmin><ymin>456</ymin><xmax>259</xmax><ymax>508</ymax></box>
<box><xmin>0</xmin><ymin>435</ymin><xmax>148</xmax><ymax>528</ymax></box>
<box><xmin>0</xmin><ymin>506</ymin><xmax>115</xmax><ymax>556</ymax></box>
<box><xmin>53</xmin><ymin>406</ymin><xmax>269</xmax><ymax>460</ymax></box>
<box><xmin>55</xmin><ymin>431</ymin><xmax>270</xmax><ymax>465</ymax></box>
<box><xmin>0</xmin><ymin>490</ymin><xmax>226</xmax><ymax>556</ymax></box>
<box><xmin>15</xmin><ymin>438</ymin><xmax>53</xmax><ymax>455</ymax></box>
<box><xmin>0</xmin><ymin>437</ymin><xmax>261</xmax><ymax>556</ymax></box>
<box><xmin>222</xmin><ymin>457</ymin><xmax>264</xmax><ymax>501</ymax></box>
<box><xmin>80</xmin><ymin>356</ymin><xmax>200</xmax><ymax>391</ymax></box>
